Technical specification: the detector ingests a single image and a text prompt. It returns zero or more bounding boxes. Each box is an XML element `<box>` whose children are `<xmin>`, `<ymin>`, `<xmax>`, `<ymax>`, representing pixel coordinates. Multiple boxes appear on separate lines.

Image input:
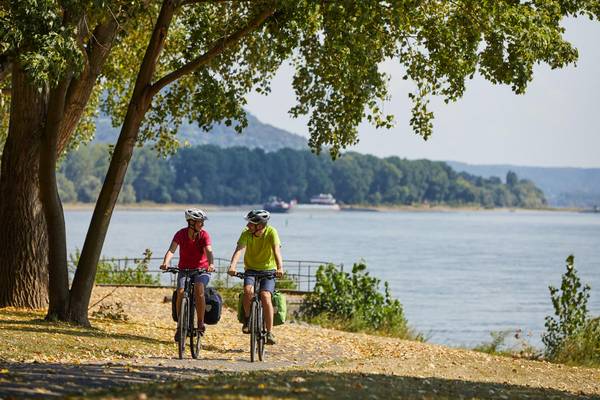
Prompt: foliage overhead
<box><xmin>2</xmin><ymin>0</ymin><xmax>599</xmax><ymax>157</ymax></box>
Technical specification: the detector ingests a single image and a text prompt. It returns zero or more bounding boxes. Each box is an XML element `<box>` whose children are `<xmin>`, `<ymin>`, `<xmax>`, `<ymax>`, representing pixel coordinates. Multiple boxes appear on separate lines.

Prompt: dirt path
<box><xmin>1</xmin><ymin>287</ymin><xmax>599</xmax><ymax>399</ymax></box>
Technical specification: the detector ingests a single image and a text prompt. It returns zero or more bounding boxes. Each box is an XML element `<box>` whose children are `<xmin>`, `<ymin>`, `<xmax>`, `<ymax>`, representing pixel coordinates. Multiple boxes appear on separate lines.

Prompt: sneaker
<box><xmin>198</xmin><ymin>323</ymin><xmax>206</xmax><ymax>336</ymax></box>
<box><xmin>266</xmin><ymin>332</ymin><xmax>276</xmax><ymax>345</ymax></box>
<box><xmin>174</xmin><ymin>329</ymin><xmax>180</xmax><ymax>342</ymax></box>
<box><xmin>242</xmin><ymin>317</ymin><xmax>250</xmax><ymax>334</ymax></box>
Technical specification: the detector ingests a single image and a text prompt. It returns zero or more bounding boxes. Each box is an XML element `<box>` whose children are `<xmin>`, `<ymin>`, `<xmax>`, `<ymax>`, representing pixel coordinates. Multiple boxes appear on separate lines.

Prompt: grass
<box><xmin>0</xmin><ymin>307</ymin><xmax>174</xmax><ymax>363</ymax></box>
<box><xmin>301</xmin><ymin>313</ymin><xmax>422</xmax><ymax>341</ymax></box>
<box><xmin>473</xmin><ymin>330</ymin><xmax>541</xmax><ymax>360</ymax></box>
<box><xmin>550</xmin><ymin>318</ymin><xmax>600</xmax><ymax>367</ymax></box>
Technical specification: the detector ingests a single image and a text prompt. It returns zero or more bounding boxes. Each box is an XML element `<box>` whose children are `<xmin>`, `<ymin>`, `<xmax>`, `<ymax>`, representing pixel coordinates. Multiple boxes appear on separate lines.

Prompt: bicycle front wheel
<box><xmin>190</xmin><ymin>300</ymin><xmax>201</xmax><ymax>359</ymax></box>
<box><xmin>250</xmin><ymin>300</ymin><xmax>258</xmax><ymax>362</ymax></box>
<box><xmin>178</xmin><ymin>297</ymin><xmax>189</xmax><ymax>360</ymax></box>
<box><xmin>257</xmin><ymin>302</ymin><xmax>265</xmax><ymax>361</ymax></box>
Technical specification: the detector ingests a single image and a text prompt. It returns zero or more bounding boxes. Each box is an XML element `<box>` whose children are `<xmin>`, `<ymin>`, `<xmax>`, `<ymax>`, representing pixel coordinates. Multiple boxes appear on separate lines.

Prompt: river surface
<box><xmin>65</xmin><ymin>209</ymin><xmax>600</xmax><ymax>348</ymax></box>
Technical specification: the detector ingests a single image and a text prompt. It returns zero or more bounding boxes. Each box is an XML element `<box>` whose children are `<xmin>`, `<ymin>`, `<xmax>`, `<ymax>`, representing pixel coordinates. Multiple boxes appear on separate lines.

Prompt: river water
<box><xmin>65</xmin><ymin>209</ymin><xmax>600</xmax><ymax>348</ymax></box>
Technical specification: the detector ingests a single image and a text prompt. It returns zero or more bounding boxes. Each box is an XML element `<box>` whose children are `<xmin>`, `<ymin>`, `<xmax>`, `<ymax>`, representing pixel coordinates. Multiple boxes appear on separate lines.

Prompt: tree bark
<box><xmin>0</xmin><ymin>64</ymin><xmax>49</xmax><ymax>308</ymax></box>
<box><xmin>0</xmin><ymin>16</ymin><xmax>119</xmax><ymax>313</ymax></box>
<box><xmin>68</xmin><ymin>0</ymin><xmax>177</xmax><ymax>325</ymax></box>
<box><xmin>68</xmin><ymin>0</ymin><xmax>275</xmax><ymax>324</ymax></box>
<box><xmin>41</xmin><ymin>79</ymin><xmax>71</xmax><ymax>320</ymax></box>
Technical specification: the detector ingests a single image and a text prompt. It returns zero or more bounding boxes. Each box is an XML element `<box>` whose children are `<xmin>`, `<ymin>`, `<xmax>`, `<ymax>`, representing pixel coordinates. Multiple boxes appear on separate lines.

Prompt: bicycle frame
<box><xmin>235</xmin><ymin>271</ymin><xmax>276</xmax><ymax>362</ymax></box>
<box><xmin>164</xmin><ymin>267</ymin><xmax>202</xmax><ymax>359</ymax></box>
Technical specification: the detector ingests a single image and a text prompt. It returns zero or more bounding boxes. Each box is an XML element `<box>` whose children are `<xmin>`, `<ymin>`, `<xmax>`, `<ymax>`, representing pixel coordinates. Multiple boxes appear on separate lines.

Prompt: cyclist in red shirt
<box><xmin>160</xmin><ymin>208</ymin><xmax>215</xmax><ymax>341</ymax></box>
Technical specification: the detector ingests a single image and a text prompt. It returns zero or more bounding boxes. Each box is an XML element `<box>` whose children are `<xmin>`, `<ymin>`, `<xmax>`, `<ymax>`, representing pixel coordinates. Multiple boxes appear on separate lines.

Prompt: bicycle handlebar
<box><xmin>231</xmin><ymin>271</ymin><xmax>276</xmax><ymax>279</ymax></box>
<box><xmin>162</xmin><ymin>267</ymin><xmax>206</xmax><ymax>275</ymax></box>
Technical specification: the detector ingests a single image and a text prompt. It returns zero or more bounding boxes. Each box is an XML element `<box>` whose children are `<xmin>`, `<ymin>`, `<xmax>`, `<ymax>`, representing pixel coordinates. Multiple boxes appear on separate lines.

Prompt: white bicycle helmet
<box><xmin>245</xmin><ymin>209</ymin><xmax>270</xmax><ymax>224</ymax></box>
<box><xmin>185</xmin><ymin>208</ymin><xmax>208</xmax><ymax>221</ymax></box>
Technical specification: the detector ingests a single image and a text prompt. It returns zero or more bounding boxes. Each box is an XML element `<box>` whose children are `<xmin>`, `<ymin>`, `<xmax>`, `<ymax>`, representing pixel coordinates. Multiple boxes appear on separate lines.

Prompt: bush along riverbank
<box><xmin>297</xmin><ymin>262</ymin><xmax>422</xmax><ymax>340</ymax></box>
<box><xmin>474</xmin><ymin>255</ymin><xmax>600</xmax><ymax>368</ymax></box>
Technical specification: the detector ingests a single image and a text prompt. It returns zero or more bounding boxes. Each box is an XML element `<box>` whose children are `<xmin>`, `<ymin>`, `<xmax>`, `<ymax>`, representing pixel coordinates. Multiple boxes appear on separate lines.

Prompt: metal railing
<box><xmin>72</xmin><ymin>256</ymin><xmax>342</xmax><ymax>292</ymax></box>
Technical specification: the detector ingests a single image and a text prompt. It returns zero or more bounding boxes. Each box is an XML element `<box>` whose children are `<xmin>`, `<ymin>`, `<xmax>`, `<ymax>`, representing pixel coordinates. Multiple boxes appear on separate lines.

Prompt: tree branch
<box><xmin>148</xmin><ymin>3</ymin><xmax>276</xmax><ymax>97</ymax></box>
<box><xmin>57</xmin><ymin>16</ymin><xmax>120</xmax><ymax>153</ymax></box>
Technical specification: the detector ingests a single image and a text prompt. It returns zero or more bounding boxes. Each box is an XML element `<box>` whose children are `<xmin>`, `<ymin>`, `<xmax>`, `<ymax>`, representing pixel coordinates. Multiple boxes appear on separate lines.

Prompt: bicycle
<box><xmin>233</xmin><ymin>270</ymin><xmax>276</xmax><ymax>362</ymax></box>
<box><xmin>164</xmin><ymin>267</ymin><xmax>203</xmax><ymax>359</ymax></box>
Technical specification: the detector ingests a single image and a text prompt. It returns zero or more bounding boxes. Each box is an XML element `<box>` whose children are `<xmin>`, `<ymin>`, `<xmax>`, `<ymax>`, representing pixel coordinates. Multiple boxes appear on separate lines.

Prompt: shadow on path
<box><xmin>0</xmin><ymin>357</ymin><xmax>292</xmax><ymax>399</ymax></box>
<box><xmin>0</xmin><ymin>319</ymin><xmax>171</xmax><ymax>346</ymax></box>
<box><xmin>94</xmin><ymin>370</ymin><xmax>600</xmax><ymax>400</ymax></box>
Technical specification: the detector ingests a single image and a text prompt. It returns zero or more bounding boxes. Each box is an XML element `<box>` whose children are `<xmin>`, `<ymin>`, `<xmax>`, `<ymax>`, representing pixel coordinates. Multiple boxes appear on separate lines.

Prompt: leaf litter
<box><xmin>1</xmin><ymin>286</ymin><xmax>599</xmax><ymax>399</ymax></box>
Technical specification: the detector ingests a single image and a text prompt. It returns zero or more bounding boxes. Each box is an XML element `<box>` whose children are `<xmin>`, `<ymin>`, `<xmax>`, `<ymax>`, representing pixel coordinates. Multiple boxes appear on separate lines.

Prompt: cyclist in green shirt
<box><xmin>227</xmin><ymin>209</ymin><xmax>284</xmax><ymax>345</ymax></box>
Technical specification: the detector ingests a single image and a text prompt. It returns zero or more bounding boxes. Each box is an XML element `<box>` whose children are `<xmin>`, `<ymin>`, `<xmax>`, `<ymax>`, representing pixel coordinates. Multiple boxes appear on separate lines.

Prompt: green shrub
<box><xmin>275</xmin><ymin>272</ymin><xmax>299</xmax><ymax>290</ymax></box>
<box><xmin>542</xmin><ymin>255</ymin><xmax>593</xmax><ymax>361</ymax></box>
<box><xmin>474</xmin><ymin>330</ymin><xmax>540</xmax><ymax>359</ymax></box>
<box><xmin>551</xmin><ymin>318</ymin><xmax>600</xmax><ymax>366</ymax></box>
<box><xmin>70</xmin><ymin>249</ymin><xmax>159</xmax><ymax>285</ymax></box>
<box><xmin>473</xmin><ymin>331</ymin><xmax>511</xmax><ymax>355</ymax></box>
<box><xmin>299</xmin><ymin>262</ymin><xmax>420</xmax><ymax>339</ymax></box>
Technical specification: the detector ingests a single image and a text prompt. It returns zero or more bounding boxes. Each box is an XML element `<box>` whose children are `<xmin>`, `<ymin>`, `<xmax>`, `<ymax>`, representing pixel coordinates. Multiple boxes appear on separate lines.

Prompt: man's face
<box><xmin>247</xmin><ymin>222</ymin><xmax>265</xmax><ymax>236</ymax></box>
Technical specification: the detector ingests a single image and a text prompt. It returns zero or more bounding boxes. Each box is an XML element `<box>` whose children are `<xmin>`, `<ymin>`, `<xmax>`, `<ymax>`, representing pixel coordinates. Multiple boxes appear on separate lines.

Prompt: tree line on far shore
<box><xmin>58</xmin><ymin>144</ymin><xmax>547</xmax><ymax>208</ymax></box>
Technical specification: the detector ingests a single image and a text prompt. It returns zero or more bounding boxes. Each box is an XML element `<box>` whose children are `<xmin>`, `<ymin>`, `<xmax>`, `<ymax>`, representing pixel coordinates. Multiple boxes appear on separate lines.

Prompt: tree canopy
<box><xmin>0</xmin><ymin>0</ymin><xmax>597</xmax><ymax>323</ymax></box>
<box><xmin>3</xmin><ymin>1</ymin><xmax>598</xmax><ymax>156</ymax></box>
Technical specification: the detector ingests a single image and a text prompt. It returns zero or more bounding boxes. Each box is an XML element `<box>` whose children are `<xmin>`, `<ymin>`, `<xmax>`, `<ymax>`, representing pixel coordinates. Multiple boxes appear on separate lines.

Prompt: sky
<box><xmin>245</xmin><ymin>18</ymin><xmax>600</xmax><ymax>168</ymax></box>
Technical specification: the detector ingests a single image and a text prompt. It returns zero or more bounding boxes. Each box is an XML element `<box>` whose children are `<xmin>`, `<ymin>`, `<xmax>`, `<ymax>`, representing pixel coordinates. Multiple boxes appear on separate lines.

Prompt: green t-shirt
<box><xmin>237</xmin><ymin>225</ymin><xmax>281</xmax><ymax>270</ymax></box>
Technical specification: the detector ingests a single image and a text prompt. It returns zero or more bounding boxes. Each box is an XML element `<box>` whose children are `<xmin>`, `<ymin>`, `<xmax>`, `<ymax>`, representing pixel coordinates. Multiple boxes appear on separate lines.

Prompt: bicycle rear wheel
<box><xmin>250</xmin><ymin>300</ymin><xmax>258</xmax><ymax>362</ymax></box>
<box><xmin>257</xmin><ymin>303</ymin><xmax>265</xmax><ymax>361</ymax></box>
<box><xmin>178</xmin><ymin>297</ymin><xmax>189</xmax><ymax>360</ymax></box>
<box><xmin>190</xmin><ymin>299</ymin><xmax>201</xmax><ymax>359</ymax></box>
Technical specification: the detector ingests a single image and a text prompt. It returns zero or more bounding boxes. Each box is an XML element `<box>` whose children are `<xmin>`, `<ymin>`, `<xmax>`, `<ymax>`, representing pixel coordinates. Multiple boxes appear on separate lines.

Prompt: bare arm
<box><xmin>205</xmin><ymin>245</ymin><xmax>215</xmax><ymax>272</ymax></box>
<box><xmin>273</xmin><ymin>244</ymin><xmax>284</xmax><ymax>278</ymax></box>
<box><xmin>227</xmin><ymin>243</ymin><xmax>245</xmax><ymax>275</ymax></box>
<box><xmin>160</xmin><ymin>241</ymin><xmax>178</xmax><ymax>270</ymax></box>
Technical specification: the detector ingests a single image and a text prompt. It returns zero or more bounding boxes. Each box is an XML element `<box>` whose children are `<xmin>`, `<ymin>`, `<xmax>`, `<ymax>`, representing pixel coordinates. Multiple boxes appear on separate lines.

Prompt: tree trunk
<box><xmin>0</xmin><ymin>65</ymin><xmax>49</xmax><ymax>308</ymax></box>
<box><xmin>0</xmin><ymin>15</ymin><xmax>119</xmax><ymax>315</ymax></box>
<box><xmin>68</xmin><ymin>0</ymin><xmax>176</xmax><ymax>325</ymax></box>
<box><xmin>42</xmin><ymin>80</ymin><xmax>71</xmax><ymax>320</ymax></box>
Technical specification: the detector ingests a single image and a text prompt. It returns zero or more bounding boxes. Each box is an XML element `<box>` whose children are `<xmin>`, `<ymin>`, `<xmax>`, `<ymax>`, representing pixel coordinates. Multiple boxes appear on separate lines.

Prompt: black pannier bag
<box><xmin>203</xmin><ymin>287</ymin><xmax>223</xmax><ymax>325</ymax></box>
<box><xmin>171</xmin><ymin>287</ymin><xmax>223</xmax><ymax>324</ymax></box>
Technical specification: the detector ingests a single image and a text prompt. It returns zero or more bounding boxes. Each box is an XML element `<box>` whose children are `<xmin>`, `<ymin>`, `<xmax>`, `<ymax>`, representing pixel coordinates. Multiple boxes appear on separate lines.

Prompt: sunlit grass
<box><xmin>0</xmin><ymin>307</ymin><xmax>174</xmax><ymax>363</ymax></box>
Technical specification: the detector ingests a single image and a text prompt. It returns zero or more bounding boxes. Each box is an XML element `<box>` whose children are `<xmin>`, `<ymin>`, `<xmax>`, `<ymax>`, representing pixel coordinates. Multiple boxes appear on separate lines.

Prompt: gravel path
<box><xmin>1</xmin><ymin>287</ymin><xmax>599</xmax><ymax>399</ymax></box>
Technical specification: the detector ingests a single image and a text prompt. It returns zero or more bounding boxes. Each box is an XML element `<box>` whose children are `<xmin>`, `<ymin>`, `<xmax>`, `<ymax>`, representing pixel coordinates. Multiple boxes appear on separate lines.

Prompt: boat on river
<box><xmin>580</xmin><ymin>205</ymin><xmax>599</xmax><ymax>213</ymax></box>
<box><xmin>292</xmin><ymin>193</ymin><xmax>341</xmax><ymax>211</ymax></box>
<box><xmin>263</xmin><ymin>196</ymin><xmax>291</xmax><ymax>213</ymax></box>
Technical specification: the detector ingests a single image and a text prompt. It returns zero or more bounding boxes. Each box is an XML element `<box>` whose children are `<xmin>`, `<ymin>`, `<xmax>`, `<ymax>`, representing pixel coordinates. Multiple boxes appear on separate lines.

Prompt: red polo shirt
<box><xmin>172</xmin><ymin>228</ymin><xmax>211</xmax><ymax>269</ymax></box>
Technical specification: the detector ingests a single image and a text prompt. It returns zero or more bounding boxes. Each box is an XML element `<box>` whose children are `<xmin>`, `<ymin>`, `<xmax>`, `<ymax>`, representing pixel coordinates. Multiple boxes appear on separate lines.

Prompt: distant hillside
<box><xmin>93</xmin><ymin>114</ymin><xmax>598</xmax><ymax>208</ymax></box>
<box><xmin>59</xmin><ymin>144</ymin><xmax>546</xmax><ymax>208</ymax></box>
<box><xmin>95</xmin><ymin>112</ymin><xmax>308</xmax><ymax>152</ymax></box>
<box><xmin>447</xmin><ymin>161</ymin><xmax>600</xmax><ymax>208</ymax></box>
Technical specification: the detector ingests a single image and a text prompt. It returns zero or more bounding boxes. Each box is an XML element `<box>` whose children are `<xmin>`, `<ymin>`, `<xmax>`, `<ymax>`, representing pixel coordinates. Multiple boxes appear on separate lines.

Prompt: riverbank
<box><xmin>62</xmin><ymin>201</ymin><xmax>580</xmax><ymax>213</ymax></box>
<box><xmin>1</xmin><ymin>287</ymin><xmax>598</xmax><ymax>399</ymax></box>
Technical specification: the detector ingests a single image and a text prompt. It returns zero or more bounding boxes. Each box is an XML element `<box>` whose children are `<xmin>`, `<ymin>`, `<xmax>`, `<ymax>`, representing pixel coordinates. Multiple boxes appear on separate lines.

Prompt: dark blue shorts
<box><xmin>243</xmin><ymin>270</ymin><xmax>276</xmax><ymax>293</ymax></box>
<box><xmin>177</xmin><ymin>270</ymin><xmax>210</xmax><ymax>290</ymax></box>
